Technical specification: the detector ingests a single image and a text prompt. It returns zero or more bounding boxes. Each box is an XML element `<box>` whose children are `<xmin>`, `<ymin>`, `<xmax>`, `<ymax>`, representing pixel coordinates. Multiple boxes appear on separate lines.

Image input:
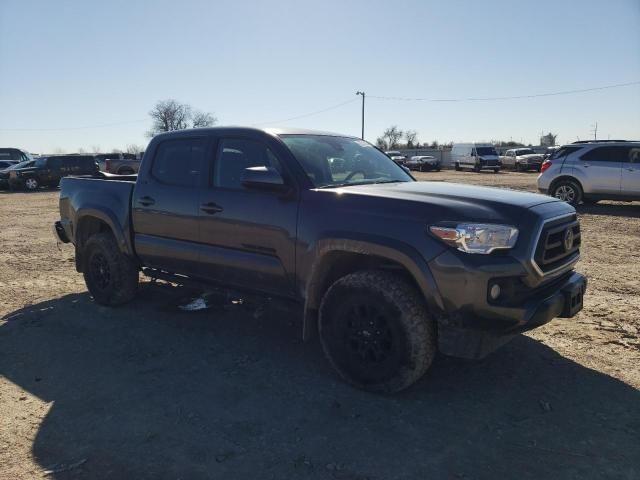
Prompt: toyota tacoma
<box><xmin>54</xmin><ymin>127</ymin><xmax>587</xmax><ymax>392</ymax></box>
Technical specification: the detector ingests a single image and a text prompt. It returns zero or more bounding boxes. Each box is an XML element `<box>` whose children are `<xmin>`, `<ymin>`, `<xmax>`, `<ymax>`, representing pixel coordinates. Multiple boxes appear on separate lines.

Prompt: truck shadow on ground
<box><xmin>1</xmin><ymin>284</ymin><xmax>639</xmax><ymax>480</ymax></box>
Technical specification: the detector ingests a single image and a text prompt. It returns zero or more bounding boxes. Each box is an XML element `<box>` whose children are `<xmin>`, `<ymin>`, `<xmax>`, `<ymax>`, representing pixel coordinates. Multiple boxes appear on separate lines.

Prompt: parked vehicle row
<box><xmin>537</xmin><ymin>140</ymin><xmax>640</xmax><ymax>205</ymax></box>
<box><xmin>0</xmin><ymin>154</ymin><xmax>99</xmax><ymax>190</ymax></box>
<box><xmin>54</xmin><ymin>126</ymin><xmax>586</xmax><ymax>393</ymax></box>
<box><xmin>0</xmin><ymin>150</ymin><xmax>143</xmax><ymax>191</ymax></box>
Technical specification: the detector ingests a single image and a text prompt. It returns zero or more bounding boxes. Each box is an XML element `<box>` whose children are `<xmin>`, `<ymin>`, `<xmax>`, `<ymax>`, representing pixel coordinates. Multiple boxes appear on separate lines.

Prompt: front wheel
<box><xmin>83</xmin><ymin>232</ymin><xmax>139</xmax><ymax>305</ymax></box>
<box><xmin>319</xmin><ymin>270</ymin><xmax>436</xmax><ymax>393</ymax></box>
<box><xmin>551</xmin><ymin>180</ymin><xmax>583</xmax><ymax>206</ymax></box>
<box><xmin>24</xmin><ymin>177</ymin><xmax>39</xmax><ymax>191</ymax></box>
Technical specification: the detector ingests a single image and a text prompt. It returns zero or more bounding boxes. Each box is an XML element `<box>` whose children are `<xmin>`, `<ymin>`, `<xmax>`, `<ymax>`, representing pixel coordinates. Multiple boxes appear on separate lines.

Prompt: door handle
<box><xmin>138</xmin><ymin>196</ymin><xmax>155</xmax><ymax>206</ymax></box>
<box><xmin>200</xmin><ymin>202</ymin><xmax>223</xmax><ymax>214</ymax></box>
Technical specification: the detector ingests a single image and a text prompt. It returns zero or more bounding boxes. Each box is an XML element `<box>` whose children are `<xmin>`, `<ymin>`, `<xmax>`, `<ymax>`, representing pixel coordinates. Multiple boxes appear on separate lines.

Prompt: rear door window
<box><xmin>580</xmin><ymin>146</ymin><xmax>627</xmax><ymax>162</ymax></box>
<box><xmin>151</xmin><ymin>138</ymin><xmax>206</xmax><ymax>187</ymax></box>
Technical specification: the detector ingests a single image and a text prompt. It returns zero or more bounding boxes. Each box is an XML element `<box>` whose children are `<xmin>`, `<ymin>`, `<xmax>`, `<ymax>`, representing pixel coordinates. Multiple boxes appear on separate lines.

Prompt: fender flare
<box><xmin>302</xmin><ymin>236</ymin><xmax>445</xmax><ymax>341</ymax></box>
<box><xmin>75</xmin><ymin>206</ymin><xmax>133</xmax><ymax>257</ymax></box>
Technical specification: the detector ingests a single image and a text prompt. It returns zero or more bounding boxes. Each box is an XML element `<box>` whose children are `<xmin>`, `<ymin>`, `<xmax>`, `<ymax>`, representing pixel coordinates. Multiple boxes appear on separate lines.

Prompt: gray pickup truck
<box><xmin>94</xmin><ymin>153</ymin><xmax>141</xmax><ymax>175</ymax></box>
<box><xmin>54</xmin><ymin>127</ymin><xmax>587</xmax><ymax>392</ymax></box>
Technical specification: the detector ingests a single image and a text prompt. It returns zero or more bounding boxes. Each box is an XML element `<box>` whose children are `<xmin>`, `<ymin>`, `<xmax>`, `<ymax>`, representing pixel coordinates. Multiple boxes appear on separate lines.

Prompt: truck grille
<box><xmin>533</xmin><ymin>214</ymin><xmax>581</xmax><ymax>274</ymax></box>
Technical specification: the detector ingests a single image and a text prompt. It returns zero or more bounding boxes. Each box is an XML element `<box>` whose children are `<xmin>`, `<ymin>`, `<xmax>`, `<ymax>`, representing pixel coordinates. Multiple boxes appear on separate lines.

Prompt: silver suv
<box><xmin>537</xmin><ymin>140</ymin><xmax>640</xmax><ymax>206</ymax></box>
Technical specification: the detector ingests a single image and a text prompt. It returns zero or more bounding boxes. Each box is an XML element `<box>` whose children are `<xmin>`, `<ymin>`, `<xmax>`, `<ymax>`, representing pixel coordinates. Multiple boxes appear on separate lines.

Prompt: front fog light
<box><xmin>490</xmin><ymin>284</ymin><xmax>501</xmax><ymax>300</ymax></box>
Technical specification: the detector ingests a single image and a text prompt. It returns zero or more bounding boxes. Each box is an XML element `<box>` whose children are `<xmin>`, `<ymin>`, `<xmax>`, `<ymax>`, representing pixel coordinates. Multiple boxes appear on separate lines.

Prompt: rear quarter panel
<box><xmin>59</xmin><ymin>177</ymin><xmax>136</xmax><ymax>255</ymax></box>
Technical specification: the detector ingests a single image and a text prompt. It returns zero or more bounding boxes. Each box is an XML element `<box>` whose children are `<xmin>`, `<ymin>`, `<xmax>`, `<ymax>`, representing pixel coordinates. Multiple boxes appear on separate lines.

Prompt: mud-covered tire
<box><xmin>83</xmin><ymin>232</ymin><xmax>139</xmax><ymax>306</ymax></box>
<box><xmin>551</xmin><ymin>179</ymin><xmax>583</xmax><ymax>206</ymax></box>
<box><xmin>319</xmin><ymin>270</ymin><xmax>436</xmax><ymax>393</ymax></box>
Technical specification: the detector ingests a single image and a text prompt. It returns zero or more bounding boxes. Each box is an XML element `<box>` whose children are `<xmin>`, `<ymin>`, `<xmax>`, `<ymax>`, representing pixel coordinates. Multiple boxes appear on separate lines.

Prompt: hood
<box><xmin>518</xmin><ymin>154</ymin><xmax>543</xmax><ymax>160</ymax></box>
<box><xmin>325</xmin><ymin>181</ymin><xmax>562</xmax><ymax>225</ymax></box>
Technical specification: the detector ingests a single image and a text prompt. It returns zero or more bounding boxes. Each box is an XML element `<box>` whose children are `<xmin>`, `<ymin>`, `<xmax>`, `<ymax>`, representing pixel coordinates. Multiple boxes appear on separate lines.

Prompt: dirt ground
<box><xmin>1</xmin><ymin>171</ymin><xmax>639</xmax><ymax>479</ymax></box>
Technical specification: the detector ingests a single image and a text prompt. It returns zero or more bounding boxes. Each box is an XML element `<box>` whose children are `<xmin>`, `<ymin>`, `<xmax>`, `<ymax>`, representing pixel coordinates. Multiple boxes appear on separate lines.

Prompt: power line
<box><xmin>252</xmin><ymin>98</ymin><xmax>357</xmax><ymax>126</ymax></box>
<box><xmin>0</xmin><ymin>118</ymin><xmax>148</xmax><ymax>132</ymax></box>
<box><xmin>368</xmin><ymin>80</ymin><xmax>640</xmax><ymax>102</ymax></box>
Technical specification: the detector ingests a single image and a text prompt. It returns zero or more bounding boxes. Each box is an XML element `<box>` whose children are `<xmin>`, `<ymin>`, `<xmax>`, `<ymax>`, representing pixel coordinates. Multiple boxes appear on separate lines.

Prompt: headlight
<box><xmin>430</xmin><ymin>223</ymin><xmax>519</xmax><ymax>254</ymax></box>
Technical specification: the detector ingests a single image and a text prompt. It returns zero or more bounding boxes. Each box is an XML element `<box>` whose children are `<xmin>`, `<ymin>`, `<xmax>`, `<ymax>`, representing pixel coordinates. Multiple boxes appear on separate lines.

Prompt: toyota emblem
<box><xmin>563</xmin><ymin>228</ymin><xmax>574</xmax><ymax>251</ymax></box>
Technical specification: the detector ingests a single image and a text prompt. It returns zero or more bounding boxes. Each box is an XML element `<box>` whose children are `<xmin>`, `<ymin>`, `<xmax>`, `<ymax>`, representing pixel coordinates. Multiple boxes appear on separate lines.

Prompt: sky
<box><xmin>1</xmin><ymin>0</ymin><xmax>639</xmax><ymax>154</ymax></box>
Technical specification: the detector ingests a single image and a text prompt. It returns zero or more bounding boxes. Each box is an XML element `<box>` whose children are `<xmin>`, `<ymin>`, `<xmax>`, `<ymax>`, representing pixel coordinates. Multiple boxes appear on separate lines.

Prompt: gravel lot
<box><xmin>1</xmin><ymin>171</ymin><xmax>639</xmax><ymax>479</ymax></box>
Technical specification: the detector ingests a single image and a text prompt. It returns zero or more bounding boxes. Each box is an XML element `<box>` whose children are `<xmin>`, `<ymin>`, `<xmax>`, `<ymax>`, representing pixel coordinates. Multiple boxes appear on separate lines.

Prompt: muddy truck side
<box><xmin>55</xmin><ymin>127</ymin><xmax>587</xmax><ymax>392</ymax></box>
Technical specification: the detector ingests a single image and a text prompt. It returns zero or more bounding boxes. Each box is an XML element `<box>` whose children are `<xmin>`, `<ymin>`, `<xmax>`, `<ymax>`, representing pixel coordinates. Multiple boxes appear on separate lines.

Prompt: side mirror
<box><xmin>241</xmin><ymin>166</ymin><xmax>286</xmax><ymax>190</ymax></box>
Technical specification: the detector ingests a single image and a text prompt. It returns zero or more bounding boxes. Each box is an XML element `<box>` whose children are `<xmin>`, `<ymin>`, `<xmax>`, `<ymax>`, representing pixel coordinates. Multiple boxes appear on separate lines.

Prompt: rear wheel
<box><xmin>473</xmin><ymin>164</ymin><xmax>481</xmax><ymax>173</ymax></box>
<box><xmin>118</xmin><ymin>167</ymin><xmax>134</xmax><ymax>175</ymax></box>
<box><xmin>551</xmin><ymin>179</ymin><xmax>583</xmax><ymax>206</ymax></box>
<box><xmin>454</xmin><ymin>162</ymin><xmax>461</xmax><ymax>171</ymax></box>
<box><xmin>319</xmin><ymin>270</ymin><xmax>436</xmax><ymax>393</ymax></box>
<box><xmin>83</xmin><ymin>232</ymin><xmax>139</xmax><ymax>305</ymax></box>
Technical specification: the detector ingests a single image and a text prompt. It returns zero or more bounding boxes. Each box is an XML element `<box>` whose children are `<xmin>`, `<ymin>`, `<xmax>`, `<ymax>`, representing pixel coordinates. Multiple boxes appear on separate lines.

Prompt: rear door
<box><xmin>622</xmin><ymin>146</ymin><xmax>640</xmax><ymax>197</ymax></box>
<box><xmin>197</xmin><ymin>135</ymin><xmax>298</xmax><ymax>296</ymax></box>
<box><xmin>132</xmin><ymin>136</ymin><xmax>209</xmax><ymax>275</ymax></box>
<box><xmin>576</xmin><ymin>146</ymin><xmax>623</xmax><ymax>194</ymax></box>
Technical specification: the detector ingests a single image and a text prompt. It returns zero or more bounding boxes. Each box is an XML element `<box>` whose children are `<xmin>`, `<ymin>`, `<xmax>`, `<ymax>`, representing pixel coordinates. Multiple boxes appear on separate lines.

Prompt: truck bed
<box><xmin>59</xmin><ymin>175</ymin><xmax>136</xmax><ymax>252</ymax></box>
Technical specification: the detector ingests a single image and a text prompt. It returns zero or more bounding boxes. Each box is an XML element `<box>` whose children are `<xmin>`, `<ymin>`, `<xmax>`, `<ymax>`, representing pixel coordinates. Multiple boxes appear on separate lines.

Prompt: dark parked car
<box><xmin>0</xmin><ymin>159</ymin><xmax>36</xmax><ymax>189</ymax></box>
<box><xmin>8</xmin><ymin>154</ymin><xmax>99</xmax><ymax>190</ymax></box>
<box><xmin>405</xmin><ymin>155</ymin><xmax>441</xmax><ymax>172</ymax></box>
<box><xmin>55</xmin><ymin>127</ymin><xmax>586</xmax><ymax>392</ymax></box>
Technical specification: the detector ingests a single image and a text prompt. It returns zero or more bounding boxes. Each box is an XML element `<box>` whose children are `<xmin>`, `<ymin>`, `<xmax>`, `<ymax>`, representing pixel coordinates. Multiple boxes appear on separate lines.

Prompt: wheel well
<box><xmin>549</xmin><ymin>175</ymin><xmax>583</xmax><ymax>194</ymax></box>
<box><xmin>303</xmin><ymin>251</ymin><xmax>425</xmax><ymax>340</ymax></box>
<box><xmin>75</xmin><ymin>216</ymin><xmax>113</xmax><ymax>271</ymax></box>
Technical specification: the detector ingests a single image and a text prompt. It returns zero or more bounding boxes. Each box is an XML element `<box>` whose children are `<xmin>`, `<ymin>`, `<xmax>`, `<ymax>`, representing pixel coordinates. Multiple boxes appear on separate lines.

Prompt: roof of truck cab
<box><xmin>152</xmin><ymin>126</ymin><xmax>356</xmax><ymax>139</ymax></box>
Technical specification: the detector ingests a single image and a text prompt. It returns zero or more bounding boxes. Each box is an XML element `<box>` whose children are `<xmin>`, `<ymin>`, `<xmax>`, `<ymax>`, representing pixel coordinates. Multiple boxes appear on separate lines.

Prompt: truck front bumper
<box><xmin>428</xmin><ymin>251</ymin><xmax>587</xmax><ymax>359</ymax></box>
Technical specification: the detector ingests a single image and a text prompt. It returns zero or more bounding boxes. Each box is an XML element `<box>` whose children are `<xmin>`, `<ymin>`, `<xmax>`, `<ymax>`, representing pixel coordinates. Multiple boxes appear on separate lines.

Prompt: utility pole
<box><xmin>356</xmin><ymin>91</ymin><xmax>365</xmax><ymax>139</ymax></box>
<box><xmin>592</xmin><ymin>121</ymin><xmax>598</xmax><ymax>140</ymax></box>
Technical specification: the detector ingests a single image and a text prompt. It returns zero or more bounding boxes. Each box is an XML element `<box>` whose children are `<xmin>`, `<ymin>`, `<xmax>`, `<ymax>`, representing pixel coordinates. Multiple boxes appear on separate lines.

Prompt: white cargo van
<box><xmin>451</xmin><ymin>143</ymin><xmax>501</xmax><ymax>172</ymax></box>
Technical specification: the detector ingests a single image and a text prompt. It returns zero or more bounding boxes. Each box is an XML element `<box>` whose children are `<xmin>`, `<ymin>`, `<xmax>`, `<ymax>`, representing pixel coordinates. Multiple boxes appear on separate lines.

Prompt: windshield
<box><xmin>517</xmin><ymin>149</ymin><xmax>535</xmax><ymax>155</ymax></box>
<box><xmin>281</xmin><ymin>135</ymin><xmax>413</xmax><ymax>188</ymax></box>
<box><xmin>475</xmin><ymin>147</ymin><xmax>497</xmax><ymax>156</ymax></box>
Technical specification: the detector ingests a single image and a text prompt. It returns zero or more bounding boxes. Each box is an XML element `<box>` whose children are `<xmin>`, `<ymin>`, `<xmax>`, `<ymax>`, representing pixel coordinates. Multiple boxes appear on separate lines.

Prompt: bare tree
<box><xmin>404</xmin><ymin>130</ymin><xmax>418</xmax><ymax>148</ymax></box>
<box><xmin>430</xmin><ymin>140</ymin><xmax>439</xmax><ymax>149</ymax></box>
<box><xmin>77</xmin><ymin>147</ymin><xmax>86</xmax><ymax>154</ymax></box>
<box><xmin>376</xmin><ymin>137</ymin><xmax>388</xmax><ymax>150</ymax></box>
<box><xmin>90</xmin><ymin>145</ymin><xmax>101</xmax><ymax>154</ymax></box>
<box><xmin>191</xmin><ymin>110</ymin><xmax>216</xmax><ymax>128</ymax></box>
<box><xmin>382</xmin><ymin>126</ymin><xmax>404</xmax><ymax>149</ymax></box>
<box><xmin>126</xmin><ymin>144</ymin><xmax>144</xmax><ymax>155</ymax></box>
<box><xmin>147</xmin><ymin>99</ymin><xmax>217</xmax><ymax>137</ymax></box>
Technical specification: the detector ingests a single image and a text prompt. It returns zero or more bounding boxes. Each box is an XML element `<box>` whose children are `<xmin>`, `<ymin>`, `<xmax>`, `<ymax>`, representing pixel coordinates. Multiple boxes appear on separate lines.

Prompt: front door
<box><xmin>622</xmin><ymin>146</ymin><xmax>640</xmax><ymax>197</ymax></box>
<box><xmin>576</xmin><ymin>146</ymin><xmax>623</xmax><ymax>195</ymax></box>
<box><xmin>132</xmin><ymin>136</ymin><xmax>208</xmax><ymax>275</ymax></box>
<box><xmin>197</xmin><ymin>136</ymin><xmax>298</xmax><ymax>296</ymax></box>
